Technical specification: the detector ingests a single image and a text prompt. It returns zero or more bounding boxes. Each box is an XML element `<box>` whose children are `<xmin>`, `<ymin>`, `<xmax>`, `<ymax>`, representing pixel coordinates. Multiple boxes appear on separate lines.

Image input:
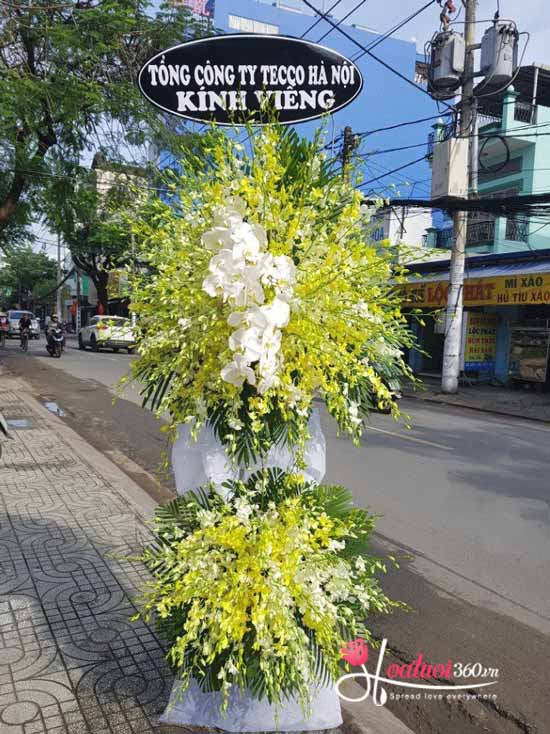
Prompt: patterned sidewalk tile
<box><xmin>0</xmin><ymin>393</ymin><xmax>171</xmax><ymax>733</ymax></box>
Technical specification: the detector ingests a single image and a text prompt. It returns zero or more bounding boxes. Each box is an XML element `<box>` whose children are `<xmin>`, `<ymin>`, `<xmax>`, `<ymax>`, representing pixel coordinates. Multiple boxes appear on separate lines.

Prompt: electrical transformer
<box><xmin>480</xmin><ymin>22</ymin><xmax>519</xmax><ymax>87</ymax></box>
<box><xmin>430</xmin><ymin>31</ymin><xmax>465</xmax><ymax>91</ymax></box>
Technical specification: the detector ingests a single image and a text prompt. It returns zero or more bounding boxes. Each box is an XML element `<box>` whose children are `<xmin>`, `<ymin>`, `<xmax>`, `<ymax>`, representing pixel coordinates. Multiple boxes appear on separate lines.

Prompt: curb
<box><xmin>403</xmin><ymin>391</ymin><xmax>550</xmax><ymax>426</ymax></box>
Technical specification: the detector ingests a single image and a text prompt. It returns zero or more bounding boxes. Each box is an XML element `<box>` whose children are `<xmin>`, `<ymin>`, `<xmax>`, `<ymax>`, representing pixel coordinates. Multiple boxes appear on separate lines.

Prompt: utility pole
<box><xmin>131</xmin><ymin>231</ymin><xmax>137</xmax><ymax>329</ymax></box>
<box><xmin>75</xmin><ymin>268</ymin><xmax>81</xmax><ymax>333</ymax></box>
<box><xmin>342</xmin><ymin>126</ymin><xmax>357</xmax><ymax>176</ymax></box>
<box><xmin>56</xmin><ymin>232</ymin><xmax>62</xmax><ymax>319</ymax></box>
<box><xmin>441</xmin><ymin>0</ymin><xmax>477</xmax><ymax>394</ymax></box>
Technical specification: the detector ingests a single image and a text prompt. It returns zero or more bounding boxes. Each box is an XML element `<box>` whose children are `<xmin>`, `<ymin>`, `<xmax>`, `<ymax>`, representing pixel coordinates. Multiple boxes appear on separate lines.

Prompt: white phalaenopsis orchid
<box><xmin>259</xmin><ymin>298</ymin><xmax>290</xmax><ymax>328</ymax></box>
<box><xmin>231</xmin><ymin>227</ymin><xmax>262</xmax><ymax>263</ymax></box>
<box><xmin>260</xmin><ymin>254</ymin><xmax>296</xmax><ymax>291</ymax></box>
<box><xmin>228</xmin><ymin>299</ymin><xmax>290</xmax><ymax>332</ymax></box>
<box><xmin>211</xmin><ymin>197</ymin><xmax>247</xmax><ymax>228</ymax></box>
<box><xmin>220</xmin><ymin>354</ymin><xmax>257</xmax><ymax>387</ymax></box>
<box><xmin>229</xmin><ymin>327</ymin><xmax>265</xmax><ymax>363</ymax></box>
<box><xmin>201</xmin><ymin>227</ymin><xmax>233</xmax><ymax>252</ymax></box>
<box><xmin>201</xmin><ymin>202</ymin><xmax>294</xmax><ymax>390</ymax></box>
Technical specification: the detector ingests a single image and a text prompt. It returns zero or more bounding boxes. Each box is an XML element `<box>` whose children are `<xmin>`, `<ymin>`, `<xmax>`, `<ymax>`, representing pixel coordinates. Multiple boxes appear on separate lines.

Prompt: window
<box><xmin>228</xmin><ymin>14</ymin><xmax>279</xmax><ymax>34</ymax></box>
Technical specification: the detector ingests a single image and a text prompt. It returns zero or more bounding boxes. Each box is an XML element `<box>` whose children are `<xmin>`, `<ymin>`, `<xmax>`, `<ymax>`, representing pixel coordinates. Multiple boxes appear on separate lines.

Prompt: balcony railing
<box><xmin>434</xmin><ymin>218</ymin><xmax>530</xmax><ymax>249</ymax></box>
<box><xmin>435</xmin><ymin>227</ymin><xmax>454</xmax><ymax>249</ymax></box>
<box><xmin>436</xmin><ymin>220</ymin><xmax>496</xmax><ymax>249</ymax></box>
<box><xmin>477</xmin><ymin>112</ymin><xmax>502</xmax><ymax>128</ymax></box>
<box><xmin>505</xmin><ymin>218</ymin><xmax>529</xmax><ymax>242</ymax></box>
<box><xmin>514</xmin><ymin>101</ymin><xmax>535</xmax><ymax>124</ymax></box>
<box><xmin>478</xmin><ymin>100</ymin><xmax>535</xmax><ymax>129</ymax></box>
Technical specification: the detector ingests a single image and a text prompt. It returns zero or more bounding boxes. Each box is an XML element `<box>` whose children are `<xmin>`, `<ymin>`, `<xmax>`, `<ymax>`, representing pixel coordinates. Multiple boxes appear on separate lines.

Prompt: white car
<box><xmin>78</xmin><ymin>316</ymin><xmax>136</xmax><ymax>354</ymax></box>
<box><xmin>7</xmin><ymin>310</ymin><xmax>41</xmax><ymax>339</ymax></box>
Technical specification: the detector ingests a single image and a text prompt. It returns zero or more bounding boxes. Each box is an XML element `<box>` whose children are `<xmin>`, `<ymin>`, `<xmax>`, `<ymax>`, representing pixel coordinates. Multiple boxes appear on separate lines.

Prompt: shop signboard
<box><xmin>403</xmin><ymin>271</ymin><xmax>550</xmax><ymax>308</ymax></box>
<box><xmin>461</xmin><ymin>313</ymin><xmax>498</xmax><ymax>372</ymax></box>
<box><xmin>137</xmin><ymin>35</ymin><xmax>363</xmax><ymax>125</ymax></box>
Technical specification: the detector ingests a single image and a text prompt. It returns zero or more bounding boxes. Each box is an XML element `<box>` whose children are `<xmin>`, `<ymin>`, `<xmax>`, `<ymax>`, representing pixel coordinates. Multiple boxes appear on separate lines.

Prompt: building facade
<box><xmin>408</xmin><ymin>66</ymin><xmax>550</xmax><ymax>386</ymax></box>
<box><xmin>426</xmin><ymin>70</ymin><xmax>550</xmax><ymax>255</ymax></box>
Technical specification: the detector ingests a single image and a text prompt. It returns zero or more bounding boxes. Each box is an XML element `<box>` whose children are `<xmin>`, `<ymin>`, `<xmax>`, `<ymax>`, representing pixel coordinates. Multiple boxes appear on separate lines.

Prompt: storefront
<box><xmin>403</xmin><ymin>250</ymin><xmax>550</xmax><ymax>388</ymax></box>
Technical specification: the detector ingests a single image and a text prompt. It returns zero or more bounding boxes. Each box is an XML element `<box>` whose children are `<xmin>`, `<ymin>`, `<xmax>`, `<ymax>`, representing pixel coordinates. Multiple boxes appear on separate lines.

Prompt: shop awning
<box><xmin>408</xmin><ymin>259</ymin><xmax>550</xmax><ymax>284</ymax></box>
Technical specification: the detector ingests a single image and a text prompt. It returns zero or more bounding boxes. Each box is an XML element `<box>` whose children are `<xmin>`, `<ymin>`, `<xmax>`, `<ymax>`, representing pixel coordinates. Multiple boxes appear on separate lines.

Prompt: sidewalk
<box><xmin>404</xmin><ymin>377</ymin><xmax>550</xmax><ymax>423</ymax></box>
<box><xmin>0</xmin><ymin>366</ymin><xmax>413</xmax><ymax>734</ymax></box>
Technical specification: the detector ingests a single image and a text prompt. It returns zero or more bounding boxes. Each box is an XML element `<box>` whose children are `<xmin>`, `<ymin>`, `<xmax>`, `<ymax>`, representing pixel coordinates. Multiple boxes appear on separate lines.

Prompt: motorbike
<box><xmin>20</xmin><ymin>328</ymin><xmax>30</xmax><ymax>352</ymax></box>
<box><xmin>46</xmin><ymin>326</ymin><xmax>64</xmax><ymax>358</ymax></box>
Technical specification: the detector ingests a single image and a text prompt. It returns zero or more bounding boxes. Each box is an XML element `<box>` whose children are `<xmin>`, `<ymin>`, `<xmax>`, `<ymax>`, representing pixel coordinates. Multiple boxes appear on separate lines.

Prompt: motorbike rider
<box><xmin>18</xmin><ymin>313</ymin><xmax>32</xmax><ymax>345</ymax></box>
<box><xmin>0</xmin><ymin>311</ymin><xmax>9</xmax><ymax>345</ymax></box>
<box><xmin>46</xmin><ymin>314</ymin><xmax>64</xmax><ymax>351</ymax></box>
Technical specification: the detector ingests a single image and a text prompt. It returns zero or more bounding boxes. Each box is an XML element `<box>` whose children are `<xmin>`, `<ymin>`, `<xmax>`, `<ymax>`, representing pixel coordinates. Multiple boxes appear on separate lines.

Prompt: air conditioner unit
<box><xmin>431</xmin><ymin>137</ymin><xmax>469</xmax><ymax>199</ymax></box>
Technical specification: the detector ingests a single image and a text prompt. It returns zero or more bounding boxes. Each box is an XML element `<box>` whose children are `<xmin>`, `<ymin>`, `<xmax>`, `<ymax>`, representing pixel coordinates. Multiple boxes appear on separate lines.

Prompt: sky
<box><xmin>288</xmin><ymin>0</ymin><xmax>548</xmax><ymax>64</ymax></box>
<box><xmin>34</xmin><ymin>0</ymin><xmax>549</xmax><ymax>258</ymax></box>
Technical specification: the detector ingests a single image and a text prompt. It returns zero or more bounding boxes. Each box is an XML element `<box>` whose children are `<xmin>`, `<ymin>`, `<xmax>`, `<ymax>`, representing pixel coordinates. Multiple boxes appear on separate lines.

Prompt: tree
<box><xmin>0</xmin><ymin>246</ymin><xmax>57</xmax><ymax>309</ymax></box>
<box><xmin>44</xmin><ymin>156</ymin><xmax>142</xmax><ymax>314</ymax></box>
<box><xmin>0</xmin><ymin>0</ymin><xmax>205</xmax><ymax>252</ymax></box>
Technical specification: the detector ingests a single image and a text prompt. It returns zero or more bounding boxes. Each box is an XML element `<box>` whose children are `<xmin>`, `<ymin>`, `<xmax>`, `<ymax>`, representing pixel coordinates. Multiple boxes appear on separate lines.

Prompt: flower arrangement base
<box><xmin>159</xmin><ymin>679</ymin><xmax>343</xmax><ymax>733</ymax></box>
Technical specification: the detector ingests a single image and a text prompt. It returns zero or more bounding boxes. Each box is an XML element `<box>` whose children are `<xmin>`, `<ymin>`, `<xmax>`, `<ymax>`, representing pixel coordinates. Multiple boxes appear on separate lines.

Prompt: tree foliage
<box><xmin>0</xmin><ymin>246</ymin><xmax>56</xmax><ymax>308</ymax></box>
<box><xmin>0</xmin><ymin>0</ymin><xmax>206</xmax><ymax>251</ymax></box>
<box><xmin>43</xmin><ymin>159</ymin><xmax>141</xmax><ymax>313</ymax></box>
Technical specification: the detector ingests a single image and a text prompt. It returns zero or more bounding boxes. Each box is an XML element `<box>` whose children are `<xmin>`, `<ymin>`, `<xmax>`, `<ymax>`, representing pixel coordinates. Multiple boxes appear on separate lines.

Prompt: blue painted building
<box><xmin>170</xmin><ymin>0</ymin><xmax>440</xmax><ymax>198</ymax></box>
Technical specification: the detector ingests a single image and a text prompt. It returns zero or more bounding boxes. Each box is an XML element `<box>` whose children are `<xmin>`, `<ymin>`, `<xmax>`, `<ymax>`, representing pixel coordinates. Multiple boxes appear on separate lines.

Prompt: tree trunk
<box><xmin>0</xmin><ymin>173</ymin><xmax>26</xmax><ymax>247</ymax></box>
<box><xmin>94</xmin><ymin>272</ymin><xmax>110</xmax><ymax>315</ymax></box>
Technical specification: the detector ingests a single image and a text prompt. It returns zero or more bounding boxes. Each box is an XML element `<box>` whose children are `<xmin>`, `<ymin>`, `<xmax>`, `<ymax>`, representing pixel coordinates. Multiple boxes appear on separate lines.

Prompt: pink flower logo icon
<box><xmin>341</xmin><ymin>638</ymin><xmax>369</xmax><ymax>667</ymax></box>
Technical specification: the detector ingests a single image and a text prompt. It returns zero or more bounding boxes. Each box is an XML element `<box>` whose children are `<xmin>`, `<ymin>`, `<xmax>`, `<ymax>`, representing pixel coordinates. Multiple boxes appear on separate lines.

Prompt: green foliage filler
<box><xmin>133</xmin><ymin>469</ymin><xmax>403</xmax><ymax>712</ymax></box>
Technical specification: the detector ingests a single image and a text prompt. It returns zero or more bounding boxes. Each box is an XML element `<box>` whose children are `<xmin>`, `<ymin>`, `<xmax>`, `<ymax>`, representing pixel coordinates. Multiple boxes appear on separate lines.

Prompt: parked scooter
<box><xmin>46</xmin><ymin>325</ymin><xmax>64</xmax><ymax>358</ymax></box>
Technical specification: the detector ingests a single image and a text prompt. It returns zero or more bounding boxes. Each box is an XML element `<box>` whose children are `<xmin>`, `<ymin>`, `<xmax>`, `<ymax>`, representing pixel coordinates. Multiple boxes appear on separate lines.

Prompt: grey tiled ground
<box><xmin>0</xmin><ymin>391</ymin><xmax>171</xmax><ymax>733</ymax></box>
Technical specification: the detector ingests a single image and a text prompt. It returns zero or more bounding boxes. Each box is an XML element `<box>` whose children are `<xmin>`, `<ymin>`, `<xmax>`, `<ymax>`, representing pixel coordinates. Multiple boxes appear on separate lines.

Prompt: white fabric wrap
<box><xmin>172</xmin><ymin>408</ymin><xmax>326</xmax><ymax>497</ymax></box>
<box><xmin>165</xmin><ymin>407</ymin><xmax>342</xmax><ymax>731</ymax></box>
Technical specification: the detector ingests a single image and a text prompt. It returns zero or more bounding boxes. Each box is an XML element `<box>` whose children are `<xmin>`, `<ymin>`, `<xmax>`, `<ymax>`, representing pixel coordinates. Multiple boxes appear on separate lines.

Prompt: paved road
<box><xmin>2</xmin><ymin>340</ymin><xmax>550</xmax><ymax>733</ymax></box>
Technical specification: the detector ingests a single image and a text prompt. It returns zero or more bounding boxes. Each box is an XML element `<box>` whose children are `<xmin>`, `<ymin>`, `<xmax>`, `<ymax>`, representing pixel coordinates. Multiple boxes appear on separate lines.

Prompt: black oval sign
<box><xmin>137</xmin><ymin>34</ymin><xmax>363</xmax><ymax>125</ymax></box>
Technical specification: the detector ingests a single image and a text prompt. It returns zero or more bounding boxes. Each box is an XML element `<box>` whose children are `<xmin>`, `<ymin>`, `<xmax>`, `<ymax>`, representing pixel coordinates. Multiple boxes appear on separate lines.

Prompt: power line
<box><xmin>358</xmin><ymin>154</ymin><xmax>431</xmax><ymax>189</ymax></box>
<box><xmin>0</xmin><ymin>166</ymin><xmax>169</xmax><ymax>194</ymax></box>
<box><xmin>355</xmin><ymin>111</ymin><xmax>453</xmax><ymax>137</ymax></box>
<box><xmin>300</xmin><ymin>0</ymin><xmax>345</xmax><ymax>38</ymax></box>
<box><xmin>317</xmin><ymin>0</ymin><xmax>370</xmax><ymax>43</ymax></box>
<box><xmin>350</xmin><ymin>0</ymin><xmax>438</xmax><ymax>62</ymax></box>
<box><xmin>361</xmin><ymin>156</ymin><xmax>432</xmax><ymax>192</ymax></box>
<box><xmin>354</xmin><ymin>120</ymin><xmax>550</xmax><ymax>157</ymax></box>
<box><xmin>299</xmin><ymin>0</ymin><xmax>454</xmax><ymax>110</ymax></box>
